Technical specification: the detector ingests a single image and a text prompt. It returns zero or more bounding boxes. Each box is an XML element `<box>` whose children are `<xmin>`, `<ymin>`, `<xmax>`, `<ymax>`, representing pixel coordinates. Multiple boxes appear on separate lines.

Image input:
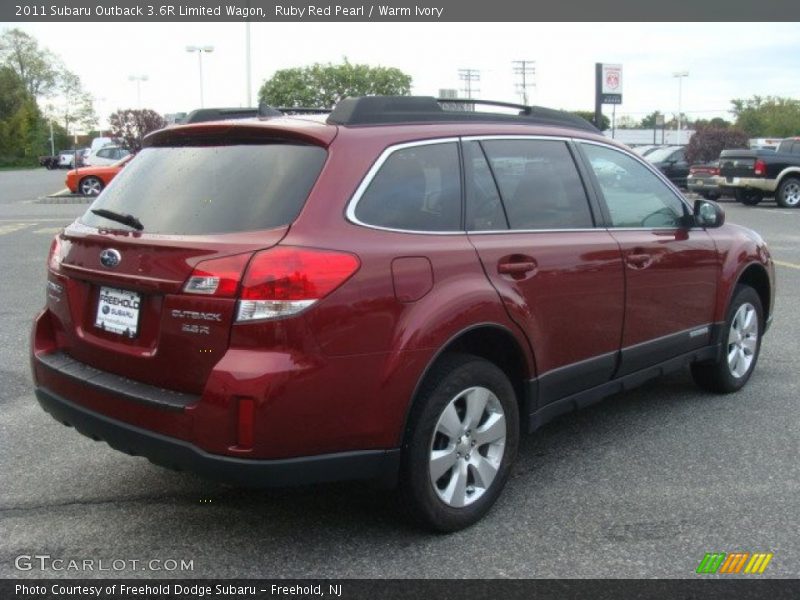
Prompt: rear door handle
<box><xmin>498</xmin><ymin>258</ymin><xmax>538</xmax><ymax>278</ymax></box>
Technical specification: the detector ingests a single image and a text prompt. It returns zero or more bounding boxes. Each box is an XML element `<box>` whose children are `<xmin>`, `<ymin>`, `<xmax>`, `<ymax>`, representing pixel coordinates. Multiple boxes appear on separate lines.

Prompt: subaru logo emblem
<box><xmin>100</xmin><ymin>249</ymin><xmax>121</xmax><ymax>268</ymax></box>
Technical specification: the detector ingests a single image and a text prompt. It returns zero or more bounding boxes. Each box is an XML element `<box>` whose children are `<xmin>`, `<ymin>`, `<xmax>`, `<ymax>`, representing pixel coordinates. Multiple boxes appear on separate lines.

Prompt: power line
<box><xmin>512</xmin><ymin>60</ymin><xmax>536</xmax><ymax>105</ymax></box>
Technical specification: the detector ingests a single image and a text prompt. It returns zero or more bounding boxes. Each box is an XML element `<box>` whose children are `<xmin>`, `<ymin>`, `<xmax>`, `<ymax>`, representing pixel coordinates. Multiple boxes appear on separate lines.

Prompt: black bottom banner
<box><xmin>3</xmin><ymin>579</ymin><xmax>800</xmax><ymax>600</ymax></box>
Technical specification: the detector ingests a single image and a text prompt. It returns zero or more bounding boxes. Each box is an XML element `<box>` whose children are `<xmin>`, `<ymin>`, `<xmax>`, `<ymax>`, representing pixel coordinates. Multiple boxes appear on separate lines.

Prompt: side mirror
<box><xmin>693</xmin><ymin>198</ymin><xmax>725</xmax><ymax>228</ymax></box>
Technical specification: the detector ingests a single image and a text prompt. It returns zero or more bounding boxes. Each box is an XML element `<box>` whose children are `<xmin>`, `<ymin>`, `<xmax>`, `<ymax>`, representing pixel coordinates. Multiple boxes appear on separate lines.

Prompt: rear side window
<box><xmin>80</xmin><ymin>144</ymin><xmax>327</xmax><ymax>235</ymax></box>
<box><xmin>480</xmin><ymin>140</ymin><xmax>594</xmax><ymax>230</ymax></box>
<box><xmin>354</xmin><ymin>142</ymin><xmax>461</xmax><ymax>232</ymax></box>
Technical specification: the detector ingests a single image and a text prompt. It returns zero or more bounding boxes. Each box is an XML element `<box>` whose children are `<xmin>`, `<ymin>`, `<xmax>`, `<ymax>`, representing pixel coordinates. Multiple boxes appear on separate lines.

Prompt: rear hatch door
<box><xmin>49</xmin><ymin>128</ymin><xmax>330</xmax><ymax>394</ymax></box>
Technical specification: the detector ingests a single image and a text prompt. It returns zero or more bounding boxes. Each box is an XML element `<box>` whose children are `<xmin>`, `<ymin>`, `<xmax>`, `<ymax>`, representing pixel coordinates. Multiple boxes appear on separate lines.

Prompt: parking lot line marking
<box><xmin>0</xmin><ymin>223</ymin><xmax>34</xmax><ymax>236</ymax></box>
<box><xmin>33</xmin><ymin>227</ymin><xmax>63</xmax><ymax>234</ymax></box>
<box><xmin>773</xmin><ymin>259</ymin><xmax>800</xmax><ymax>270</ymax></box>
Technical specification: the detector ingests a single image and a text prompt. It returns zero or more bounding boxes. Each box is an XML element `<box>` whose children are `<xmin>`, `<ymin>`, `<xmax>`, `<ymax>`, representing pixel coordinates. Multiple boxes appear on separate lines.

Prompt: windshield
<box><xmin>80</xmin><ymin>143</ymin><xmax>327</xmax><ymax>235</ymax></box>
<box><xmin>646</xmin><ymin>147</ymin><xmax>680</xmax><ymax>162</ymax></box>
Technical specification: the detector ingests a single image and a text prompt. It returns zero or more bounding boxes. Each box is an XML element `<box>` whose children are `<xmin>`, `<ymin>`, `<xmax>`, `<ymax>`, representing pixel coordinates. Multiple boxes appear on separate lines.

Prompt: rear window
<box><xmin>80</xmin><ymin>144</ymin><xmax>327</xmax><ymax>235</ymax></box>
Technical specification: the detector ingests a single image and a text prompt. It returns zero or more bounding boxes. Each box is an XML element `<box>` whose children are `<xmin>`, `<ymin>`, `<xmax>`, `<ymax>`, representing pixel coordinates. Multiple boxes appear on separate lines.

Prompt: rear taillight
<box><xmin>711</xmin><ymin>167</ymin><xmax>719</xmax><ymax>175</ymax></box>
<box><xmin>183</xmin><ymin>253</ymin><xmax>251</xmax><ymax>297</ymax></box>
<box><xmin>754</xmin><ymin>159</ymin><xmax>767</xmax><ymax>176</ymax></box>
<box><xmin>48</xmin><ymin>236</ymin><xmax>63</xmax><ymax>271</ymax></box>
<box><xmin>236</xmin><ymin>246</ymin><xmax>360</xmax><ymax>322</ymax></box>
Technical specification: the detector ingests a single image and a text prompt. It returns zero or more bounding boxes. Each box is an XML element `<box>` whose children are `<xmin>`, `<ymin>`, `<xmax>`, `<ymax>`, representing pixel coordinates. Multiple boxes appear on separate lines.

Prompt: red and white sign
<box><xmin>601</xmin><ymin>64</ymin><xmax>623</xmax><ymax>94</ymax></box>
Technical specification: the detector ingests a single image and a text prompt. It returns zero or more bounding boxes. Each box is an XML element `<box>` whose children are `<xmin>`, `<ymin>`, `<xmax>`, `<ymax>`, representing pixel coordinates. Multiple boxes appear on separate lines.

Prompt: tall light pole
<box><xmin>673</xmin><ymin>71</ymin><xmax>689</xmax><ymax>145</ymax></box>
<box><xmin>128</xmin><ymin>75</ymin><xmax>148</xmax><ymax>109</ymax></box>
<box><xmin>245</xmin><ymin>21</ymin><xmax>252</xmax><ymax>107</ymax></box>
<box><xmin>186</xmin><ymin>45</ymin><xmax>214</xmax><ymax>108</ymax></box>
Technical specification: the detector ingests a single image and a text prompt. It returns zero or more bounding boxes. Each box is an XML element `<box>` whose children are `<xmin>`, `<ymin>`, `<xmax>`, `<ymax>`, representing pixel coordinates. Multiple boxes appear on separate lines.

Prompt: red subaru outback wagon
<box><xmin>31</xmin><ymin>97</ymin><xmax>774</xmax><ymax>531</ymax></box>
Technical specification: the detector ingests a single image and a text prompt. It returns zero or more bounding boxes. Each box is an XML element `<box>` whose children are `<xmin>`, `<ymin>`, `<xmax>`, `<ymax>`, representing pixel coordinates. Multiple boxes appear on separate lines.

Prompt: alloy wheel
<box><xmin>727</xmin><ymin>302</ymin><xmax>758</xmax><ymax>378</ymax></box>
<box><xmin>428</xmin><ymin>386</ymin><xmax>507</xmax><ymax>508</ymax></box>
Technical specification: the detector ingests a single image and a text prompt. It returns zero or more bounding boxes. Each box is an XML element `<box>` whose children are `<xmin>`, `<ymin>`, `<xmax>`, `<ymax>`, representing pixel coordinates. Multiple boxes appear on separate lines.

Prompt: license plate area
<box><xmin>95</xmin><ymin>286</ymin><xmax>141</xmax><ymax>337</ymax></box>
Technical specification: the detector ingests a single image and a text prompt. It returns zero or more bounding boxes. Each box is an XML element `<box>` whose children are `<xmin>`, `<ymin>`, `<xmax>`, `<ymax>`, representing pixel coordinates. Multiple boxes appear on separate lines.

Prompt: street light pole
<box><xmin>186</xmin><ymin>45</ymin><xmax>214</xmax><ymax>108</ymax></box>
<box><xmin>128</xmin><ymin>75</ymin><xmax>148</xmax><ymax>109</ymax></box>
<box><xmin>673</xmin><ymin>71</ymin><xmax>689</xmax><ymax>145</ymax></box>
<box><xmin>245</xmin><ymin>21</ymin><xmax>252</xmax><ymax>107</ymax></box>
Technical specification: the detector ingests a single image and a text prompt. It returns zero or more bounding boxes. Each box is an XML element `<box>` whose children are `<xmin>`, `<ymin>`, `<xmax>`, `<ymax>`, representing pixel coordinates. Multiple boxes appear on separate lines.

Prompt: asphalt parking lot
<box><xmin>1</xmin><ymin>168</ymin><xmax>798</xmax><ymax>579</ymax></box>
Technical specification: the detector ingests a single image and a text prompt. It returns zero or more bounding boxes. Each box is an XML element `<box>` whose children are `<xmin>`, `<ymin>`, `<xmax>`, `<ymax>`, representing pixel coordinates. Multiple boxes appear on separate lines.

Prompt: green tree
<box><xmin>615</xmin><ymin>115</ymin><xmax>638</xmax><ymax>129</ymax></box>
<box><xmin>640</xmin><ymin>111</ymin><xmax>663</xmax><ymax>129</ymax></box>
<box><xmin>0</xmin><ymin>66</ymin><xmax>47</xmax><ymax>165</ymax></box>
<box><xmin>570</xmin><ymin>111</ymin><xmax>609</xmax><ymax>130</ymax></box>
<box><xmin>0</xmin><ymin>28</ymin><xmax>60</xmax><ymax>98</ymax></box>
<box><xmin>259</xmin><ymin>60</ymin><xmax>412</xmax><ymax>108</ymax></box>
<box><xmin>694</xmin><ymin>117</ymin><xmax>731</xmax><ymax>129</ymax></box>
<box><xmin>109</xmin><ymin>108</ymin><xmax>166</xmax><ymax>152</ymax></box>
<box><xmin>731</xmin><ymin>95</ymin><xmax>800</xmax><ymax>137</ymax></box>
<box><xmin>47</xmin><ymin>70</ymin><xmax>97</xmax><ymax>136</ymax></box>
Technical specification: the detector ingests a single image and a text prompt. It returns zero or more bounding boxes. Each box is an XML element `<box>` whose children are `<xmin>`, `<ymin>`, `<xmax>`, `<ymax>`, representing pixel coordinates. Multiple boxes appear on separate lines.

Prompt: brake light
<box><xmin>183</xmin><ymin>253</ymin><xmax>251</xmax><ymax>297</ymax></box>
<box><xmin>236</xmin><ymin>246</ymin><xmax>360</xmax><ymax>322</ymax></box>
<box><xmin>754</xmin><ymin>159</ymin><xmax>767</xmax><ymax>176</ymax></box>
<box><xmin>711</xmin><ymin>167</ymin><xmax>719</xmax><ymax>175</ymax></box>
<box><xmin>48</xmin><ymin>236</ymin><xmax>63</xmax><ymax>271</ymax></box>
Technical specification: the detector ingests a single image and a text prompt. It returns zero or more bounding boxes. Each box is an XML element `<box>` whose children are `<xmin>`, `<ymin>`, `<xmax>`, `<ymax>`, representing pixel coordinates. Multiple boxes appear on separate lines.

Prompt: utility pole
<box><xmin>458</xmin><ymin>69</ymin><xmax>480</xmax><ymax>99</ymax></box>
<box><xmin>512</xmin><ymin>60</ymin><xmax>536</xmax><ymax>105</ymax></box>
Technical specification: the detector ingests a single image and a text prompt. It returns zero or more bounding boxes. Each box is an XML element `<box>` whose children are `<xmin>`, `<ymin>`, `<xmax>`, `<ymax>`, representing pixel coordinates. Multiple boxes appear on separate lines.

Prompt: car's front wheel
<box><xmin>691</xmin><ymin>285</ymin><xmax>763</xmax><ymax>393</ymax></box>
<box><xmin>400</xmin><ymin>354</ymin><xmax>519</xmax><ymax>532</ymax></box>
<box><xmin>79</xmin><ymin>176</ymin><xmax>104</xmax><ymax>196</ymax></box>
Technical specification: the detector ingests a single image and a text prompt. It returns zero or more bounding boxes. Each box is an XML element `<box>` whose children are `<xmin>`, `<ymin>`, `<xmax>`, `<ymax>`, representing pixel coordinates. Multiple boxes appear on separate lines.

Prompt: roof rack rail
<box><xmin>326</xmin><ymin>96</ymin><xmax>599</xmax><ymax>132</ymax></box>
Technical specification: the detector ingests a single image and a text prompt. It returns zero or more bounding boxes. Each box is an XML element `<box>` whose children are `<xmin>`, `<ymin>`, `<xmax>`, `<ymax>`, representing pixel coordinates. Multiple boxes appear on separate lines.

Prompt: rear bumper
<box><xmin>35</xmin><ymin>386</ymin><xmax>400</xmax><ymax>488</ymax></box>
<box><xmin>715</xmin><ymin>176</ymin><xmax>777</xmax><ymax>193</ymax></box>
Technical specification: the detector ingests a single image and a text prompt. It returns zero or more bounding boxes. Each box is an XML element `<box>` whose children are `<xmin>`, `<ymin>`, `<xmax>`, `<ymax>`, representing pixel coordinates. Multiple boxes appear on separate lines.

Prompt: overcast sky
<box><xmin>7</xmin><ymin>21</ymin><xmax>800</xmax><ymax>128</ymax></box>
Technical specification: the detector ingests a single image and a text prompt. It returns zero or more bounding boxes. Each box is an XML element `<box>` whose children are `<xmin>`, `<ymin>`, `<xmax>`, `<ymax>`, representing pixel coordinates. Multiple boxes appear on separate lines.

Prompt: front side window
<box><xmin>354</xmin><ymin>142</ymin><xmax>461</xmax><ymax>232</ymax></box>
<box><xmin>480</xmin><ymin>139</ymin><xmax>594</xmax><ymax>230</ymax></box>
<box><xmin>581</xmin><ymin>143</ymin><xmax>687</xmax><ymax>228</ymax></box>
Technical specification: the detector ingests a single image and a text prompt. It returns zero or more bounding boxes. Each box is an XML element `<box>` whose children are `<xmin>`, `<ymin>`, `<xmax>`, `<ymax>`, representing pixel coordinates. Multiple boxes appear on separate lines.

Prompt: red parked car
<box><xmin>65</xmin><ymin>154</ymin><xmax>133</xmax><ymax>196</ymax></box>
<box><xmin>31</xmin><ymin>97</ymin><xmax>774</xmax><ymax>531</ymax></box>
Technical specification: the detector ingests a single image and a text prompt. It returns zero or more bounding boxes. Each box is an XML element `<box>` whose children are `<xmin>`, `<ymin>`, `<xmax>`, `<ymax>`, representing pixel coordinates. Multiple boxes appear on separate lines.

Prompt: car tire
<box><xmin>734</xmin><ymin>189</ymin><xmax>763</xmax><ymax>206</ymax></box>
<box><xmin>79</xmin><ymin>176</ymin><xmax>104</xmax><ymax>196</ymax></box>
<box><xmin>776</xmin><ymin>177</ymin><xmax>800</xmax><ymax>208</ymax></box>
<box><xmin>691</xmin><ymin>285</ymin><xmax>763</xmax><ymax>394</ymax></box>
<box><xmin>400</xmin><ymin>353</ymin><xmax>519</xmax><ymax>532</ymax></box>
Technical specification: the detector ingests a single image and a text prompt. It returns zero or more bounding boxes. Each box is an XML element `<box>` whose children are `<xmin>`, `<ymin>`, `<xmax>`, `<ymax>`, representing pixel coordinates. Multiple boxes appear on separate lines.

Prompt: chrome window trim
<box><xmin>344</xmin><ymin>134</ymin><xmax>696</xmax><ymax>236</ymax></box>
<box><xmin>345</xmin><ymin>137</ymin><xmax>464</xmax><ymax>236</ymax></box>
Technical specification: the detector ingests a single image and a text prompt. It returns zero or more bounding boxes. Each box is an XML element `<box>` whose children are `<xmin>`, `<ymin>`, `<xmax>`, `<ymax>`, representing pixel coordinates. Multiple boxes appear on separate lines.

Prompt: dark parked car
<box><xmin>688</xmin><ymin>161</ymin><xmax>722</xmax><ymax>200</ymax></box>
<box><xmin>645</xmin><ymin>145</ymin><xmax>690</xmax><ymax>188</ymax></box>
<box><xmin>32</xmin><ymin>96</ymin><xmax>774</xmax><ymax>531</ymax></box>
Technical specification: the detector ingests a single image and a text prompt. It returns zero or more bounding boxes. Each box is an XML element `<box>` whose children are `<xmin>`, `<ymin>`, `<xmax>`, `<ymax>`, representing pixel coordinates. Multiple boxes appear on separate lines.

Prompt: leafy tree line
<box><xmin>0</xmin><ymin>28</ymin><xmax>97</xmax><ymax>166</ymax></box>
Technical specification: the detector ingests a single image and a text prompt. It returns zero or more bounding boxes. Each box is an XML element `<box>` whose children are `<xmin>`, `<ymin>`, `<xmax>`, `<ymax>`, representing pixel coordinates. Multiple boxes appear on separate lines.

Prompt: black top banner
<box><xmin>3</xmin><ymin>0</ymin><xmax>800</xmax><ymax>21</ymax></box>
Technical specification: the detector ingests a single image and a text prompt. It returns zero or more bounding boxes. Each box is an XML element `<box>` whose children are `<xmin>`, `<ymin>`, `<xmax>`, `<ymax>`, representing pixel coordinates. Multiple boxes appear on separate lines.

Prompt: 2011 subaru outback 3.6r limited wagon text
<box><xmin>31</xmin><ymin>96</ymin><xmax>774</xmax><ymax>531</ymax></box>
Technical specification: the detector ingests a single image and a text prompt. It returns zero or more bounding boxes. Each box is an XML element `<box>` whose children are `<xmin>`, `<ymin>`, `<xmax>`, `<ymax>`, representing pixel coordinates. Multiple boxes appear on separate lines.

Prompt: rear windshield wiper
<box><xmin>91</xmin><ymin>208</ymin><xmax>144</xmax><ymax>231</ymax></box>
